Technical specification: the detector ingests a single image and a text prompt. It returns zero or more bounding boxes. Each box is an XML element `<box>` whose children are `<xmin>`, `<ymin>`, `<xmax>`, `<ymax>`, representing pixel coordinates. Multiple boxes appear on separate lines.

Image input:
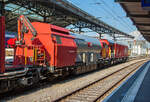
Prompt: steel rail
<box><xmin>54</xmin><ymin>59</ymin><xmax>148</xmax><ymax>102</ymax></box>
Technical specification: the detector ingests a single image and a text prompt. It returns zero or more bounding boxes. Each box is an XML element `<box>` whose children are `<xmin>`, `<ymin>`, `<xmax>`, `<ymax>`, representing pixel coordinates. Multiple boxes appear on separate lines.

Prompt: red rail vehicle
<box><xmin>114</xmin><ymin>42</ymin><xmax>128</xmax><ymax>63</ymax></box>
<box><xmin>0</xmin><ymin>15</ymin><xmax>128</xmax><ymax>93</ymax></box>
<box><xmin>100</xmin><ymin>39</ymin><xmax>128</xmax><ymax>65</ymax></box>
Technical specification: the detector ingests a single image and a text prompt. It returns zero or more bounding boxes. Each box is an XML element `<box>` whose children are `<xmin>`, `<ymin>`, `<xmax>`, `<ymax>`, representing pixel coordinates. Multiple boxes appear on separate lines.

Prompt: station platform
<box><xmin>134</xmin><ymin>62</ymin><xmax>150</xmax><ymax>102</ymax></box>
<box><xmin>103</xmin><ymin>60</ymin><xmax>150</xmax><ymax>102</ymax></box>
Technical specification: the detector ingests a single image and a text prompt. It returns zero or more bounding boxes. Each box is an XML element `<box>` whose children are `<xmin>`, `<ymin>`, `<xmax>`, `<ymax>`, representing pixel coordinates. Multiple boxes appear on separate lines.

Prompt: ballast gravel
<box><xmin>2</xmin><ymin>58</ymin><xmax>147</xmax><ymax>102</ymax></box>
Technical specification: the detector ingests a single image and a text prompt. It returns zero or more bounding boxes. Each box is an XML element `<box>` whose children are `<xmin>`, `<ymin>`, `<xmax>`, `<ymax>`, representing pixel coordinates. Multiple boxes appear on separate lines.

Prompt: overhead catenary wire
<box><xmin>102</xmin><ymin>0</ymin><xmax>135</xmax><ymax>31</ymax></box>
<box><xmin>67</xmin><ymin>0</ymin><xmax>128</xmax><ymax>34</ymax></box>
<box><xmin>64</xmin><ymin>0</ymin><xmax>134</xmax><ymax>39</ymax></box>
<box><xmin>96</xmin><ymin>0</ymin><xmax>135</xmax><ymax>33</ymax></box>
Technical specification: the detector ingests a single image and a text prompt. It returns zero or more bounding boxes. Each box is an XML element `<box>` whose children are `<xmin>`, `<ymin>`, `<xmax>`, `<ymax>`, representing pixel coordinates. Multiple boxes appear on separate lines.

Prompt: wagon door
<box><xmin>52</xmin><ymin>34</ymin><xmax>77</xmax><ymax>68</ymax></box>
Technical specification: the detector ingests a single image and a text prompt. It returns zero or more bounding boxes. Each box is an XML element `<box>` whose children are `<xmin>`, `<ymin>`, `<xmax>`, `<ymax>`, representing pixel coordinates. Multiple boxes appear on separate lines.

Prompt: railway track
<box><xmin>54</xmin><ymin>59</ymin><xmax>148</xmax><ymax>102</ymax></box>
<box><xmin>1</xmin><ymin>58</ymin><xmax>148</xmax><ymax>102</ymax></box>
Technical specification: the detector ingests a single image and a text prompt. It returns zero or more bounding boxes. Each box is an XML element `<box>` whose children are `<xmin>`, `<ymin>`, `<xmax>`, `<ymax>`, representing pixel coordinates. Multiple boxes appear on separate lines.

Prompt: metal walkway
<box><xmin>103</xmin><ymin>60</ymin><xmax>150</xmax><ymax>102</ymax></box>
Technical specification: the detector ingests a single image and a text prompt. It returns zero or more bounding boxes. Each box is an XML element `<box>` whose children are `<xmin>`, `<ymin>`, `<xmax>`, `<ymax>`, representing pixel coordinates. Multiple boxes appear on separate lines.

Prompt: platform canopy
<box><xmin>0</xmin><ymin>0</ymin><xmax>134</xmax><ymax>39</ymax></box>
<box><xmin>116</xmin><ymin>0</ymin><xmax>150</xmax><ymax>42</ymax></box>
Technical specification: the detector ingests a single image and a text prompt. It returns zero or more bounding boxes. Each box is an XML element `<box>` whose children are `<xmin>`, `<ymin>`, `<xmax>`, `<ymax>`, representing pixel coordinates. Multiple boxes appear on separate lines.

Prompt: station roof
<box><xmin>116</xmin><ymin>0</ymin><xmax>150</xmax><ymax>42</ymax></box>
<box><xmin>2</xmin><ymin>0</ymin><xmax>133</xmax><ymax>39</ymax></box>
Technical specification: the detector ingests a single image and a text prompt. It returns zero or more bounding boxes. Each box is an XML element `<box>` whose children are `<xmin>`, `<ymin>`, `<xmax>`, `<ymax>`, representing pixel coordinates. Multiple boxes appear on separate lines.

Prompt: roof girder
<box><xmin>4</xmin><ymin>0</ymin><xmax>134</xmax><ymax>38</ymax></box>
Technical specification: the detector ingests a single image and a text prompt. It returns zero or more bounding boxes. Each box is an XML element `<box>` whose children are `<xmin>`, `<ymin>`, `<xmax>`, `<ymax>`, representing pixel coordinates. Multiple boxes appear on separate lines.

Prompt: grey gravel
<box><xmin>2</xmin><ymin>59</ymin><xmax>148</xmax><ymax>102</ymax></box>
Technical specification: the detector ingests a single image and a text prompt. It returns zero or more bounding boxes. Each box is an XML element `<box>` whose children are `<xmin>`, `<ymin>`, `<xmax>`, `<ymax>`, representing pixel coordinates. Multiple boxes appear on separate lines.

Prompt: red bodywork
<box><xmin>114</xmin><ymin>43</ymin><xmax>128</xmax><ymax>58</ymax></box>
<box><xmin>0</xmin><ymin>16</ymin><xmax>5</xmax><ymax>73</ymax></box>
<box><xmin>7</xmin><ymin>38</ymin><xmax>17</xmax><ymax>48</ymax></box>
<box><xmin>100</xmin><ymin>39</ymin><xmax>128</xmax><ymax>59</ymax></box>
<box><xmin>99</xmin><ymin>39</ymin><xmax>109</xmax><ymax>58</ymax></box>
<box><xmin>14</xmin><ymin>20</ymin><xmax>77</xmax><ymax>68</ymax></box>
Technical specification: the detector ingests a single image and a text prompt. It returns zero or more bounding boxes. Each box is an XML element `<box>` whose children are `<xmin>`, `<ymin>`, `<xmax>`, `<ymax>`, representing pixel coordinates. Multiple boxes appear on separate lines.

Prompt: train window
<box><xmin>56</xmin><ymin>35</ymin><xmax>62</xmax><ymax>44</ymax></box>
<box><xmin>83</xmin><ymin>53</ymin><xmax>86</xmax><ymax>63</ymax></box>
<box><xmin>90</xmin><ymin>53</ymin><xmax>94</xmax><ymax>62</ymax></box>
<box><xmin>75</xmin><ymin>39</ymin><xmax>86</xmax><ymax>46</ymax></box>
<box><xmin>105</xmin><ymin>44</ymin><xmax>108</xmax><ymax>48</ymax></box>
<box><xmin>103</xmin><ymin>43</ymin><xmax>108</xmax><ymax>48</ymax></box>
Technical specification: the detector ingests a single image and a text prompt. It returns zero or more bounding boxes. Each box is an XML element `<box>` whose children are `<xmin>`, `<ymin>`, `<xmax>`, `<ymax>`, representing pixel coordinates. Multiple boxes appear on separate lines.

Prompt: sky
<box><xmin>66</xmin><ymin>0</ymin><xmax>137</xmax><ymax>37</ymax></box>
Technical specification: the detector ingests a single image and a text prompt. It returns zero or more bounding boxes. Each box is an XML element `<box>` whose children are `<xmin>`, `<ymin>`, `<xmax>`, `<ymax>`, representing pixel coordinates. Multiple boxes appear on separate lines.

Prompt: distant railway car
<box><xmin>71</xmin><ymin>33</ymin><xmax>102</xmax><ymax>74</ymax></box>
<box><xmin>114</xmin><ymin>43</ymin><xmax>128</xmax><ymax>63</ymax></box>
<box><xmin>100</xmin><ymin>39</ymin><xmax>128</xmax><ymax>64</ymax></box>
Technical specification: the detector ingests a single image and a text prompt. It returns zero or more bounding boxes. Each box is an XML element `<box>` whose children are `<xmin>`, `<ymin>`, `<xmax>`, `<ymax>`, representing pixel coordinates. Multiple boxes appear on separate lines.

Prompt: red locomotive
<box><xmin>0</xmin><ymin>15</ymin><xmax>128</xmax><ymax>93</ymax></box>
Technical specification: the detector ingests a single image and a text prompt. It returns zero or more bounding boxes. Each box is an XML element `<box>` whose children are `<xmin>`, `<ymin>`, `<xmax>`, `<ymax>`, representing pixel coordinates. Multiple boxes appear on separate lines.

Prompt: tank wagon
<box><xmin>0</xmin><ymin>15</ymin><xmax>128</xmax><ymax>93</ymax></box>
